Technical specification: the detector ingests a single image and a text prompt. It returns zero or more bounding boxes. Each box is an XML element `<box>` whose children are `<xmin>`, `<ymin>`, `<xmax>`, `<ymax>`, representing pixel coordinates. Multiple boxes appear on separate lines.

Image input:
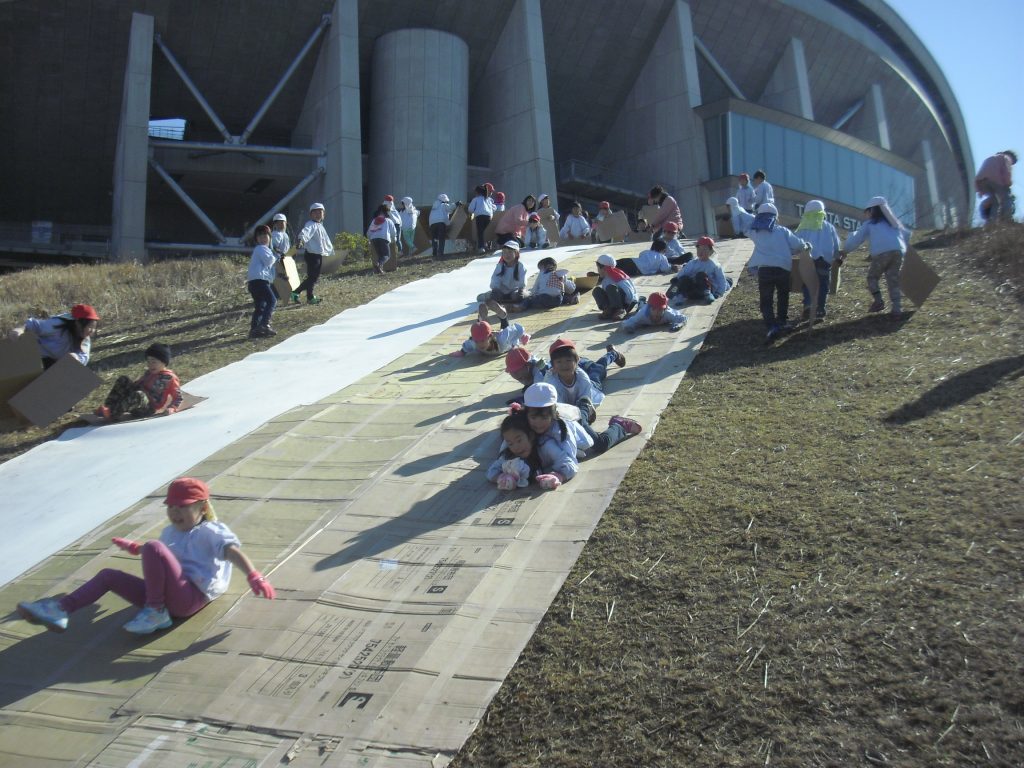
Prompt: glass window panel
<box><xmin>852</xmin><ymin>153</ymin><xmax>869</xmax><ymax>206</ymax></box>
<box><xmin>803</xmin><ymin>133</ymin><xmax>821</xmax><ymax>192</ymax></box>
<box><xmin>764</xmin><ymin>123</ymin><xmax>784</xmax><ymax>174</ymax></box>
<box><xmin>744</xmin><ymin>116</ymin><xmax>764</xmax><ymax>174</ymax></box>
<box><xmin>784</xmin><ymin>128</ymin><xmax>803</xmax><ymax>190</ymax></box>
<box><xmin>821</xmin><ymin>142</ymin><xmax>838</xmax><ymax>201</ymax></box>
<box><xmin>836</xmin><ymin>149</ymin><xmax>856</xmax><ymax>207</ymax></box>
<box><xmin>705</xmin><ymin>116</ymin><xmax>722</xmax><ymax>179</ymax></box>
<box><xmin>867</xmin><ymin>158</ymin><xmax>882</xmax><ymax>199</ymax></box>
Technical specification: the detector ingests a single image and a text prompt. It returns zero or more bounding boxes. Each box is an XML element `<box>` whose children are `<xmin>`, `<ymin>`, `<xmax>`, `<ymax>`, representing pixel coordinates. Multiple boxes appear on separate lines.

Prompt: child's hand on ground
<box><xmin>248</xmin><ymin>571</ymin><xmax>276</xmax><ymax>599</ymax></box>
<box><xmin>536</xmin><ymin>473</ymin><xmax>562</xmax><ymax>490</ymax></box>
<box><xmin>111</xmin><ymin>537</ymin><xmax>141</xmax><ymax>555</ymax></box>
<box><xmin>496</xmin><ymin>473</ymin><xmax>518</xmax><ymax>491</ymax></box>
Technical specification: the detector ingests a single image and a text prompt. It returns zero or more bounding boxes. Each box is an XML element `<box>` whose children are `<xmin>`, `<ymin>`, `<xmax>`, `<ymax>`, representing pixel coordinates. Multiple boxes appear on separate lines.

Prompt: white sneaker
<box><xmin>17</xmin><ymin>598</ymin><xmax>69</xmax><ymax>632</ymax></box>
<box><xmin>123</xmin><ymin>606</ymin><xmax>172</xmax><ymax>635</ymax></box>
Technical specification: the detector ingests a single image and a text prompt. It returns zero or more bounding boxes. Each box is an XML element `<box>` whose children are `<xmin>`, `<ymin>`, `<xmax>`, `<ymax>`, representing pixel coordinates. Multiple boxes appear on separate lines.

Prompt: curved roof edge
<box><xmin>839</xmin><ymin>0</ymin><xmax>973</xmax><ymax>192</ymax></box>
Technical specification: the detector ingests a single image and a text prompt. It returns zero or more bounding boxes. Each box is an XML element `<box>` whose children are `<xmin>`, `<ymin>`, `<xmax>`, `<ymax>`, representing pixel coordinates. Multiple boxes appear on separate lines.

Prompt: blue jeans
<box><xmin>757</xmin><ymin>266</ymin><xmax>790</xmax><ymax>328</ymax></box>
<box><xmin>801</xmin><ymin>257</ymin><xmax>831</xmax><ymax>313</ymax></box>
<box><xmin>579</xmin><ymin>350</ymin><xmax>617</xmax><ymax>388</ymax></box>
<box><xmin>248</xmin><ymin>279</ymin><xmax>276</xmax><ymax>330</ymax></box>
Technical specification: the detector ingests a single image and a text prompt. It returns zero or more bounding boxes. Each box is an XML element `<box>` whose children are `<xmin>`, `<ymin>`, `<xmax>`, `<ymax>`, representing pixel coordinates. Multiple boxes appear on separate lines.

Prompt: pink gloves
<box><xmin>496</xmin><ymin>472</ymin><xmax>518</xmax><ymax>491</ymax></box>
<box><xmin>536</xmin><ymin>473</ymin><xmax>562</xmax><ymax>491</ymax></box>
<box><xmin>520</xmin><ymin>333</ymin><xmax>531</xmax><ymax>345</ymax></box>
<box><xmin>112</xmin><ymin>537</ymin><xmax>142</xmax><ymax>555</ymax></box>
<box><xmin>248</xmin><ymin>571</ymin><xmax>276</xmax><ymax>599</ymax></box>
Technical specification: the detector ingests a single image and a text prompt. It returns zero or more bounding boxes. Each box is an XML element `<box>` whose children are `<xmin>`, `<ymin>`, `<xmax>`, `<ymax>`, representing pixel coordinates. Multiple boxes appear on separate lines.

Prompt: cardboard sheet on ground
<box><xmin>0</xmin><ymin>240</ymin><xmax>752</xmax><ymax>766</ymax></box>
<box><xmin>901</xmin><ymin>246</ymin><xmax>940</xmax><ymax>307</ymax></box>
<box><xmin>7</xmin><ymin>354</ymin><xmax>102</xmax><ymax>427</ymax></box>
<box><xmin>77</xmin><ymin>390</ymin><xmax>207</xmax><ymax>425</ymax></box>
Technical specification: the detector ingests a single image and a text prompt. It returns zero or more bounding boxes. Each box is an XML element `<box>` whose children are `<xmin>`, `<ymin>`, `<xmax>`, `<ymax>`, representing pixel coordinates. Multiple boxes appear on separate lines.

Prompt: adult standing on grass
<box><xmin>838</xmin><ymin>196</ymin><xmax>910</xmax><ymax>321</ymax></box>
<box><xmin>974</xmin><ymin>150</ymin><xmax>1017</xmax><ymax>222</ymax></box>
<box><xmin>246</xmin><ymin>225</ymin><xmax>278</xmax><ymax>338</ymax></box>
<box><xmin>292</xmin><ymin>203</ymin><xmax>333</xmax><ymax>305</ymax></box>
<box><xmin>8</xmin><ymin>303</ymin><xmax>99</xmax><ymax>368</ymax></box>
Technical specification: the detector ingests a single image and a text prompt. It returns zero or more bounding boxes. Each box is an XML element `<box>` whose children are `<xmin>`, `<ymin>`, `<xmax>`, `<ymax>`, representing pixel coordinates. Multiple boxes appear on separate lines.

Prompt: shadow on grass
<box><xmin>0</xmin><ymin>601</ymin><xmax>229</xmax><ymax>710</ymax></box>
<box><xmin>93</xmin><ymin>330</ymin><xmax>245</xmax><ymax>372</ymax></box>
<box><xmin>883</xmin><ymin>353</ymin><xmax>1024</xmax><ymax>424</ymax></box>
<box><xmin>687</xmin><ymin>311</ymin><xmax>913</xmax><ymax>377</ymax></box>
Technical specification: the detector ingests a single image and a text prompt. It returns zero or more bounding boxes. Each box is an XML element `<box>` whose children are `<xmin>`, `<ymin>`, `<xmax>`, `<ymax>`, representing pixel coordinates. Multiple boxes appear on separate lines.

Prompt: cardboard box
<box><xmin>0</xmin><ymin>332</ymin><xmax>43</xmax><ymax>418</ymax></box>
<box><xmin>7</xmin><ymin>354</ymin><xmax>102</xmax><ymax>427</ymax></box>
<box><xmin>273</xmin><ymin>255</ymin><xmax>300</xmax><ymax>299</ymax></box>
<box><xmin>77</xmin><ymin>390</ymin><xmax>207</xmax><ymax>425</ymax></box>
<box><xmin>901</xmin><ymin>246</ymin><xmax>940</xmax><ymax>307</ymax></box>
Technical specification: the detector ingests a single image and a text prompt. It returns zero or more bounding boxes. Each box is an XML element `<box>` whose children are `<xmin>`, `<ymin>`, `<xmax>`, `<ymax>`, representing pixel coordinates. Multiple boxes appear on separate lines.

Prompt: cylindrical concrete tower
<box><xmin>368</xmin><ymin>29</ymin><xmax>469</xmax><ymax>223</ymax></box>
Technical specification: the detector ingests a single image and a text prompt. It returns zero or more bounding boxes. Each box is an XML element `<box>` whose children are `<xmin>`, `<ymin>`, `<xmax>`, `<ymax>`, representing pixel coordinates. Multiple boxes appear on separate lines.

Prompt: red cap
<box><xmin>648</xmin><ymin>291</ymin><xmax>669</xmax><ymax>309</ymax></box>
<box><xmin>383</xmin><ymin>194</ymin><xmax>394</xmax><ymax>201</ymax></box>
<box><xmin>71</xmin><ymin>304</ymin><xmax>100</xmax><ymax>321</ymax></box>
<box><xmin>470</xmin><ymin>321</ymin><xmax>492</xmax><ymax>343</ymax></box>
<box><xmin>505</xmin><ymin>347</ymin><xmax>531</xmax><ymax>373</ymax></box>
<box><xmin>739</xmin><ymin>173</ymin><xmax>749</xmax><ymax>181</ymax></box>
<box><xmin>663</xmin><ymin>221</ymin><xmax>679</xmax><ymax>233</ymax></box>
<box><xmin>598</xmin><ymin>201</ymin><xmax>610</xmax><ymax>209</ymax></box>
<box><xmin>696</xmin><ymin>235</ymin><xmax>715</xmax><ymax>248</ymax></box>
<box><xmin>373</xmin><ymin>215</ymin><xmax>386</xmax><ymax>224</ymax></box>
<box><xmin>494</xmin><ymin>192</ymin><xmax>505</xmax><ymax>203</ymax></box>
<box><xmin>549</xmin><ymin>337</ymin><xmax>576</xmax><ymax>356</ymax></box>
<box><xmin>528</xmin><ymin>213</ymin><xmax>540</xmax><ymax>222</ymax></box>
<box><xmin>484</xmin><ymin>182</ymin><xmax>494</xmax><ymax>195</ymax></box>
<box><xmin>165</xmin><ymin>477</ymin><xmax>210</xmax><ymax>506</ymax></box>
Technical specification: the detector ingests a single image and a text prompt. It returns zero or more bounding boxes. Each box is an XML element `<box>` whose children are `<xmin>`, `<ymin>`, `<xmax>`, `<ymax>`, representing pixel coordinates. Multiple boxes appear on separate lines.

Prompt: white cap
<box><xmin>502</xmin><ymin>241</ymin><xmax>521</xmax><ymax>252</ymax></box>
<box><xmin>438</xmin><ymin>194</ymin><xmax>450</xmax><ymax>203</ymax></box>
<box><xmin>272</xmin><ymin>213</ymin><xmax>287</xmax><ymax>222</ymax></box>
<box><xmin>524</xmin><ymin>382</ymin><xmax>558</xmax><ymax>408</ymax></box>
<box><xmin>310</xmin><ymin>202</ymin><xmax>325</xmax><ymax>212</ymax></box>
<box><xmin>804</xmin><ymin>200</ymin><xmax>824</xmax><ymax>213</ymax></box>
<box><xmin>757</xmin><ymin>203</ymin><xmax>778</xmax><ymax>215</ymax></box>
<box><xmin>596</xmin><ymin>253</ymin><xmax>615</xmax><ymax>267</ymax></box>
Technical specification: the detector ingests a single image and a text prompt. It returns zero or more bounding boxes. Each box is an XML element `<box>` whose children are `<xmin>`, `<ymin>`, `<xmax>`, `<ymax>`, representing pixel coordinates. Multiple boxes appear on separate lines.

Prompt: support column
<box><xmin>295</xmin><ymin>0</ymin><xmax>363</xmax><ymax>235</ymax></box>
<box><xmin>468</xmin><ymin>0</ymin><xmax>557</xmax><ymax>201</ymax></box>
<box><xmin>916</xmin><ymin>138</ymin><xmax>945</xmax><ymax>229</ymax></box>
<box><xmin>593</xmin><ymin>0</ymin><xmax>713</xmax><ymax>235</ymax></box>
<box><xmin>846</xmin><ymin>83</ymin><xmax>891</xmax><ymax>150</ymax></box>
<box><xmin>110</xmin><ymin>12</ymin><xmax>153</xmax><ymax>263</ymax></box>
<box><xmin>759</xmin><ymin>38</ymin><xmax>813</xmax><ymax>120</ymax></box>
<box><xmin>368</xmin><ymin>30</ymin><xmax>468</xmax><ymax>215</ymax></box>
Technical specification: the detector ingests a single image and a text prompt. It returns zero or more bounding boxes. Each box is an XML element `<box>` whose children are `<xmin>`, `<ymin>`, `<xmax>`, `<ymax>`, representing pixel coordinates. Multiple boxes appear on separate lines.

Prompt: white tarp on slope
<box><xmin>0</xmin><ymin>246</ymin><xmax>593</xmax><ymax>587</ymax></box>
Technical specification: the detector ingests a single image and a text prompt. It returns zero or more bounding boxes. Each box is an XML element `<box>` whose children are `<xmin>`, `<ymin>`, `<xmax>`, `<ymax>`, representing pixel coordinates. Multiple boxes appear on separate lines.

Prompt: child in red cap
<box><xmin>452</xmin><ymin>303</ymin><xmax>529</xmax><ymax>357</ymax></box>
<box><xmin>17</xmin><ymin>477</ymin><xmax>274</xmax><ymax>636</ymax></box>
<box><xmin>9</xmin><ymin>303</ymin><xmax>100</xmax><ymax>367</ymax></box>
<box><xmin>621</xmin><ymin>291</ymin><xmax>687</xmax><ymax>333</ymax></box>
<box><xmin>367</xmin><ymin>205</ymin><xmax>398</xmax><ymax>274</ymax></box>
<box><xmin>541</xmin><ymin>337</ymin><xmax>625</xmax><ymax>424</ymax></box>
<box><xmin>524</xmin><ymin>213</ymin><xmax>550</xmax><ymax>250</ymax></box>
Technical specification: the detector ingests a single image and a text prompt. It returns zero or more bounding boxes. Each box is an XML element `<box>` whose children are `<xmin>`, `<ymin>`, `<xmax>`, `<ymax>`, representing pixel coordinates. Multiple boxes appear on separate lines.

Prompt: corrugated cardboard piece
<box><xmin>7</xmin><ymin>353</ymin><xmax>102</xmax><ymax>426</ymax></box>
<box><xmin>595</xmin><ymin>210</ymin><xmax>631</xmax><ymax>243</ymax></box>
<box><xmin>901</xmin><ymin>246</ymin><xmax>940</xmax><ymax>307</ymax></box>
<box><xmin>77</xmin><ymin>390</ymin><xmax>207</xmax><ymax>425</ymax></box>
<box><xmin>0</xmin><ymin>332</ymin><xmax>43</xmax><ymax>417</ymax></box>
<box><xmin>0</xmin><ymin>240</ymin><xmax>753</xmax><ymax>767</ymax></box>
<box><xmin>274</xmin><ymin>254</ymin><xmax>301</xmax><ymax>298</ymax></box>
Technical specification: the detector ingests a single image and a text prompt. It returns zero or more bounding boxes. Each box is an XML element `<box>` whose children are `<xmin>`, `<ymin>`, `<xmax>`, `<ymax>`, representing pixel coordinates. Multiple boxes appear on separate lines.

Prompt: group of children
<box><xmin>727</xmin><ymin>193</ymin><xmax>910</xmax><ymax>343</ymax></box>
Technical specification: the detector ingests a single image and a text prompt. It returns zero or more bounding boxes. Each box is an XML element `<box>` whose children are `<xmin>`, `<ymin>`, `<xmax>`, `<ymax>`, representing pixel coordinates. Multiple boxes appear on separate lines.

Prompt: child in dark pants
<box><xmin>95</xmin><ymin>343</ymin><xmax>182</xmax><ymax>422</ymax></box>
<box><xmin>246</xmin><ymin>224</ymin><xmax>278</xmax><ymax>338</ymax></box>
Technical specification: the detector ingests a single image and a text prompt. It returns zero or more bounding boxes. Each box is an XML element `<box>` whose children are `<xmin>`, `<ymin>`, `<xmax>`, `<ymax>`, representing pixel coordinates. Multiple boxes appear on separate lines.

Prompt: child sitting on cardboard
<box><xmin>95</xmin><ymin>343</ymin><xmax>182</xmax><ymax>422</ymax></box>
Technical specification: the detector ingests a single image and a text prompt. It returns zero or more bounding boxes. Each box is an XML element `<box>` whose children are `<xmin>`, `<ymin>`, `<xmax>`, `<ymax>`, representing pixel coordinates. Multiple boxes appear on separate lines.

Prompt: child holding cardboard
<box><xmin>9</xmin><ymin>304</ymin><xmax>99</xmax><ymax>367</ymax></box>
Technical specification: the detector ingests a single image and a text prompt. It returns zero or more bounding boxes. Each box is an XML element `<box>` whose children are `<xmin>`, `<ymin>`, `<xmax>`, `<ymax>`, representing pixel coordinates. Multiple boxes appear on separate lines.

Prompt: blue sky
<box><xmin>885</xmin><ymin>0</ymin><xmax>1022</xmax><ymax>213</ymax></box>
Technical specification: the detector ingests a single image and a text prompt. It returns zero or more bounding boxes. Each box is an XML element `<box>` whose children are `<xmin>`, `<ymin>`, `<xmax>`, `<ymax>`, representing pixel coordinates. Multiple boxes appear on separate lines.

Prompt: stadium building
<box><xmin>0</xmin><ymin>0</ymin><xmax>973</xmax><ymax>262</ymax></box>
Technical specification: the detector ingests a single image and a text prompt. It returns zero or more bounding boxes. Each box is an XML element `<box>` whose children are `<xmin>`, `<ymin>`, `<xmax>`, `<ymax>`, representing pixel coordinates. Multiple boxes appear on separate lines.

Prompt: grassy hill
<box><xmin>2</xmin><ymin>225</ymin><xmax>1022</xmax><ymax>767</ymax></box>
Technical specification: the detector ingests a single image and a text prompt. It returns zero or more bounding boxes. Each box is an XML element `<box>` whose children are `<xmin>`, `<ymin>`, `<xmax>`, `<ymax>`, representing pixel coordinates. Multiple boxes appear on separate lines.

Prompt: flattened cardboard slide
<box><xmin>639</xmin><ymin>203</ymin><xmax>660</xmax><ymax>227</ymax></box>
<box><xmin>273</xmin><ymin>255</ymin><xmax>300</xmax><ymax>298</ymax></box>
<box><xmin>7</xmin><ymin>354</ymin><xmax>102</xmax><ymax>427</ymax></box>
<box><xmin>901</xmin><ymin>246</ymin><xmax>940</xmax><ymax>307</ymax></box>
<box><xmin>596</xmin><ymin>210</ymin><xmax>631</xmax><ymax>243</ymax></box>
<box><xmin>715</xmin><ymin>204</ymin><xmax>736</xmax><ymax>238</ymax></box>
<box><xmin>77</xmin><ymin>390</ymin><xmax>207</xmax><ymax>425</ymax></box>
<box><xmin>0</xmin><ymin>332</ymin><xmax>43</xmax><ymax>417</ymax></box>
<box><xmin>0</xmin><ymin>240</ymin><xmax>754</xmax><ymax>767</ymax></box>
